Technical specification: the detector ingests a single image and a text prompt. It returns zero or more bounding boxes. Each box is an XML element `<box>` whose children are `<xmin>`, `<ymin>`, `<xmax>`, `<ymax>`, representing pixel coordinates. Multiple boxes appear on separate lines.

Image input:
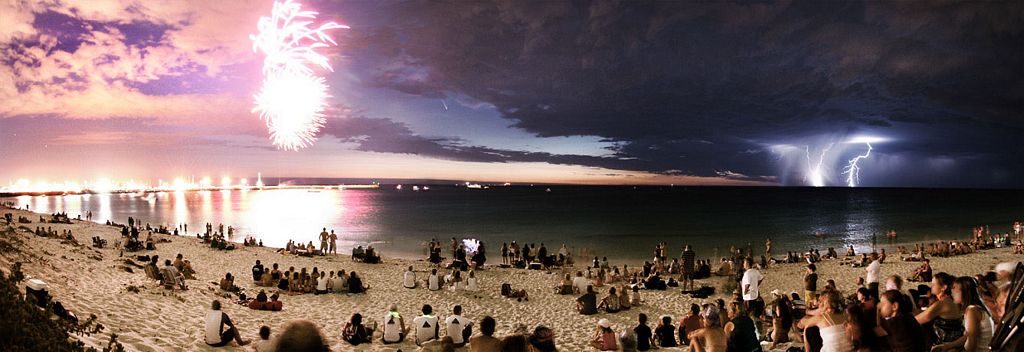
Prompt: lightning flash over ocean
<box><xmin>804</xmin><ymin>143</ymin><xmax>834</xmax><ymax>187</ymax></box>
<box><xmin>842</xmin><ymin>136</ymin><xmax>883</xmax><ymax>187</ymax></box>
<box><xmin>251</xmin><ymin>0</ymin><xmax>347</xmax><ymax>150</ymax></box>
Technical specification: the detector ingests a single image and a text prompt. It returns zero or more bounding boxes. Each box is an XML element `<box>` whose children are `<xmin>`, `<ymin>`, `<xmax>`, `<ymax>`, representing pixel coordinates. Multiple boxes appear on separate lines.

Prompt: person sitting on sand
<box><xmin>219</xmin><ymin>273</ymin><xmax>239</xmax><ymax>292</ymax></box>
<box><xmin>251</xmin><ymin>260</ymin><xmax>264</xmax><ymax>282</ymax></box>
<box><xmin>799</xmin><ymin>290</ymin><xmax>854</xmax><ymax>352</ymax></box>
<box><xmin>679</xmin><ymin>304</ymin><xmax>701</xmax><ymax>345</ymax></box>
<box><xmin>591</xmin><ymin>318</ymin><xmax>618</xmax><ymax>351</ymax></box>
<box><xmin>874</xmin><ymin>290</ymin><xmax>928</xmax><ymax>352</ymax></box>
<box><xmin>469</xmin><ymin>316</ymin><xmax>501</xmax><ymax>352</ymax></box>
<box><xmin>428</xmin><ymin>268</ymin><xmax>441</xmax><ymax>291</ymax></box>
<box><xmin>348</xmin><ymin>271</ymin><xmax>369</xmax><ymax>294</ymax></box>
<box><xmin>572</xmin><ymin>271</ymin><xmax>588</xmax><ymax>294</ymax></box>
<box><xmin>144</xmin><ymin>255</ymin><xmax>162</xmax><ymax>281</ymax></box>
<box><xmin>315</xmin><ymin>271</ymin><xmax>329</xmax><ymax>295</ymax></box>
<box><xmin>618</xmin><ymin>285</ymin><xmax>632</xmax><ymax>310</ymax></box>
<box><xmin>413</xmin><ymin>304</ymin><xmax>441</xmax><ymax>346</ymax></box>
<box><xmin>404</xmin><ymin>266</ymin><xmax>417</xmax><ymax>289</ymax></box>
<box><xmin>277</xmin><ymin>270</ymin><xmax>290</xmax><ymax>292</ymax></box>
<box><xmin>161</xmin><ymin>259</ymin><xmax>187</xmax><ymax>290</ymax></box>
<box><xmin>382</xmin><ymin>304</ymin><xmax>408</xmax><ymax>344</ymax></box>
<box><xmin>847</xmin><ymin>245</ymin><xmax>856</xmax><ymax>256</ymax></box>
<box><xmin>724</xmin><ymin>301</ymin><xmax>761</xmax><ymax>352</ymax></box>
<box><xmin>445</xmin><ymin>305</ymin><xmax>473</xmax><ymax>347</ymax></box>
<box><xmin>652</xmin><ymin>315</ymin><xmax>675</xmax><ymax>348</ymax></box>
<box><xmin>555</xmin><ymin>273</ymin><xmax>574</xmax><ymax>295</ymax></box>
<box><xmin>334</xmin><ymin>269</ymin><xmax>349</xmax><ymax>293</ymax></box>
<box><xmin>577</xmin><ymin>285</ymin><xmax>599</xmax><ymax>315</ymax></box>
<box><xmin>915</xmin><ymin>272</ymin><xmax>965</xmax><ymax>345</ymax></box>
<box><xmin>932</xmin><ymin>276</ymin><xmax>994</xmax><ymax>352</ymax></box>
<box><xmin>599</xmin><ymin>286</ymin><xmax>621</xmax><ymax>313</ymax></box>
<box><xmin>275</xmin><ymin>319</ymin><xmax>329</xmax><ymax>352</ymax></box>
<box><xmin>204</xmin><ymin>300</ymin><xmax>249</xmax><ymax>347</ymax></box>
<box><xmin>633</xmin><ymin>313</ymin><xmax>655</xmax><ymax>351</ymax></box>
<box><xmin>526</xmin><ymin>324</ymin><xmax>557</xmax><ymax>352</ymax></box>
<box><xmin>173</xmin><ymin>253</ymin><xmax>196</xmax><ymax>279</ymax></box>
<box><xmin>342</xmin><ymin>313</ymin><xmax>376</xmax><ymax>345</ymax></box>
<box><xmin>253</xmin><ymin>325</ymin><xmax>272</xmax><ymax>352</ymax></box>
<box><xmin>688</xmin><ymin>305</ymin><xmax>727</xmax><ymax>352</ymax></box>
<box><xmin>466</xmin><ymin>270</ymin><xmax>478</xmax><ymax>291</ymax></box>
<box><xmin>911</xmin><ymin>259</ymin><xmax>932</xmax><ymax>282</ymax></box>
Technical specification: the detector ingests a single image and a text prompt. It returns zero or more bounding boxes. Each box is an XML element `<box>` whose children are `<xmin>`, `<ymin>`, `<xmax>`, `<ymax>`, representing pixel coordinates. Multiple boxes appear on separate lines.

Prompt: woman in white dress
<box><xmin>797</xmin><ymin>289</ymin><xmax>854</xmax><ymax>352</ymax></box>
<box><xmin>932</xmin><ymin>276</ymin><xmax>994</xmax><ymax>352</ymax></box>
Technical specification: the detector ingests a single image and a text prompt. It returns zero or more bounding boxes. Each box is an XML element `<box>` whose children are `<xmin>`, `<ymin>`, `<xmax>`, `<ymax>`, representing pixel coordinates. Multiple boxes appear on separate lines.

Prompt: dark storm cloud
<box><xmin>330</xmin><ymin>0</ymin><xmax>1024</xmax><ymax>187</ymax></box>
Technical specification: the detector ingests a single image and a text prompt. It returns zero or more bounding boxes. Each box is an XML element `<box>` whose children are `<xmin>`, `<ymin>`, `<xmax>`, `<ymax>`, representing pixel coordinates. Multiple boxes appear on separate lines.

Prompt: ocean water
<box><xmin>5</xmin><ymin>186</ymin><xmax>1022</xmax><ymax>263</ymax></box>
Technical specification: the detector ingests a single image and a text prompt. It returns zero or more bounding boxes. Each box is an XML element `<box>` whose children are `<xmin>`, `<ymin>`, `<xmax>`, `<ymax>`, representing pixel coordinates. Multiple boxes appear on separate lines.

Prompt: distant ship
<box><xmin>466</xmin><ymin>184</ymin><xmax>483</xmax><ymax>189</ymax></box>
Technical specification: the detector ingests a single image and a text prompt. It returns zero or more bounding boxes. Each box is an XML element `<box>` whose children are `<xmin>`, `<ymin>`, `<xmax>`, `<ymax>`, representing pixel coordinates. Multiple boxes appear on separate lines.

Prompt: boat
<box><xmin>466</xmin><ymin>184</ymin><xmax>483</xmax><ymax>189</ymax></box>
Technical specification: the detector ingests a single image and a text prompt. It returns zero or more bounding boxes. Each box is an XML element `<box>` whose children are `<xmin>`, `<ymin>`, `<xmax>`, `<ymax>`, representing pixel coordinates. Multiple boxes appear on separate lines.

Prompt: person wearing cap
<box><xmin>381</xmin><ymin>304</ymin><xmax>407</xmax><ymax>344</ymax></box>
<box><xmin>591</xmin><ymin>318</ymin><xmax>618</xmax><ymax>351</ymax></box>
<box><xmin>687</xmin><ymin>305</ymin><xmax>727</xmax><ymax>352</ymax></box>
<box><xmin>993</xmin><ymin>261</ymin><xmax>1018</xmax><ymax>322</ymax></box>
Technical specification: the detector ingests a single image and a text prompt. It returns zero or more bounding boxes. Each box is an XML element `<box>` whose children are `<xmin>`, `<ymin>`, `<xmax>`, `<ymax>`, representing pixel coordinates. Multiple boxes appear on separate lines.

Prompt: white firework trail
<box><xmin>251</xmin><ymin>0</ymin><xmax>348</xmax><ymax>150</ymax></box>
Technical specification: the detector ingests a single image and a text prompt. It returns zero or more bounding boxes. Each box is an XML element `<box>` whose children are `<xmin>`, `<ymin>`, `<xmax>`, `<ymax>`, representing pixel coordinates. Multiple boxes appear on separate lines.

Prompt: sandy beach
<box><xmin>0</xmin><ymin>206</ymin><xmax>1018</xmax><ymax>351</ymax></box>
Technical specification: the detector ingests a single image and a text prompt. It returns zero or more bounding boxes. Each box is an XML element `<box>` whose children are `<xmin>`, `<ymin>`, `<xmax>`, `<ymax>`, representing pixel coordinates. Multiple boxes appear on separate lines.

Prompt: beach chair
<box><xmin>159</xmin><ymin>268</ymin><xmax>176</xmax><ymax>289</ymax></box>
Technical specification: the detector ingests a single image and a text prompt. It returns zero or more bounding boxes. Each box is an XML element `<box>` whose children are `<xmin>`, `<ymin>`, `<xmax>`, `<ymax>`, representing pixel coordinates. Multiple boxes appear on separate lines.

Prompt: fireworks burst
<box><xmin>251</xmin><ymin>0</ymin><xmax>347</xmax><ymax>150</ymax></box>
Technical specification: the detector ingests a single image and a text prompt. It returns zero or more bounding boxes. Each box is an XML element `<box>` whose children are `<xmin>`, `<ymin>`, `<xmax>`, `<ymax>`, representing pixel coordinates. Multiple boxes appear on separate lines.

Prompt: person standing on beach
<box><xmin>765</xmin><ymin>238</ymin><xmax>772</xmax><ymax>258</ymax></box>
<box><xmin>740</xmin><ymin>258</ymin><xmax>763</xmax><ymax>316</ymax></box>
<box><xmin>319</xmin><ymin>228</ymin><xmax>328</xmax><ymax>255</ymax></box>
<box><xmin>866</xmin><ymin>252</ymin><xmax>881</xmax><ymax>299</ymax></box>
<box><xmin>681</xmin><ymin>244</ymin><xmax>696</xmax><ymax>291</ymax></box>
<box><xmin>805</xmin><ymin>264</ymin><xmax>818</xmax><ymax>307</ymax></box>
<box><xmin>329</xmin><ymin>230</ymin><xmax>337</xmax><ymax>255</ymax></box>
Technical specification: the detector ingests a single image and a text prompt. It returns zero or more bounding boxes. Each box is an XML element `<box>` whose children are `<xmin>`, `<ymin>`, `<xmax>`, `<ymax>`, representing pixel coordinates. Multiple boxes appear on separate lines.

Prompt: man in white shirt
<box><xmin>865</xmin><ymin>252</ymin><xmax>881</xmax><ymax>299</ymax></box>
<box><xmin>404</xmin><ymin>266</ymin><xmax>417</xmax><ymax>289</ymax></box>
<box><xmin>444</xmin><ymin>305</ymin><xmax>473</xmax><ymax>347</ymax></box>
<box><xmin>315</xmin><ymin>272</ymin><xmax>328</xmax><ymax>294</ymax></box>
<box><xmin>572</xmin><ymin>271</ymin><xmax>588</xmax><ymax>294</ymax></box>
<box><xmin>204</xmin><ymin>300</ymin><xmax>249</xmax><ymax>347</ymax></box>
<box><xmin>412</xmin><ymin>304</ymin><xmax>440</xmax><ymax>345</ymax></box>
<box><xmin>427</xmin><ymin>268</ymin><xmax>441</xmax><ymax>291</ymax></box>
<box><xmin>740</xmin><ymin>258</ymin><xmax>763</xmax><ymax>316</ymax></box>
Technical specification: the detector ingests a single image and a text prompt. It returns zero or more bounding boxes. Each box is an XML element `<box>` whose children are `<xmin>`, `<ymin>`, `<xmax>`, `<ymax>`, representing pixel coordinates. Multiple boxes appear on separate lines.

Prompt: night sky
<box><xmin>1</xmin><ymin>0</ymin><xmax>1022</xmax><ymax>188</ymax></box>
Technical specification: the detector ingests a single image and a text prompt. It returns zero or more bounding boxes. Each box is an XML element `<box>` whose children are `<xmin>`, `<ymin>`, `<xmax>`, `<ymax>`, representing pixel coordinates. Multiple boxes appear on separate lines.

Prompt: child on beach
<box><xmin>591</xmin><ymin>319</ymin><xmax>618</xmax><ymax>351</ymax></box>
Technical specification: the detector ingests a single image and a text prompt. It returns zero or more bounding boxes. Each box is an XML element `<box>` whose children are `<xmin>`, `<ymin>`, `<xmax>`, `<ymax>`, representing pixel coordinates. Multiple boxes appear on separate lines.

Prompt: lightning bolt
<box><xmin>842</xmin><ymin>142</ymin><xmax>873</xmax><ymax>187</ymax></box>
<box><xmin>804</xmin><ymin>143</ymin><xmax>834</xmax><ymax>187</ymax></box>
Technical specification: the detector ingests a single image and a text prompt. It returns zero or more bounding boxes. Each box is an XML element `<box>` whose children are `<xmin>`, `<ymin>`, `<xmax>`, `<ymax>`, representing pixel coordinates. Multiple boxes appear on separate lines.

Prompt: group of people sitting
<box><xmin>250</xmin><ymin>260</ymin><xmax>370</xmax><ymax>295</ymax></box>
<box><xmin>403</xmin><ymin>266</ymin><xmax>481</xmax><ymax>292</ymax></box>
<box><xmin>142</xmin><ymin>253</ymin><xmax>196</xmax><ymax>290</ymax></box>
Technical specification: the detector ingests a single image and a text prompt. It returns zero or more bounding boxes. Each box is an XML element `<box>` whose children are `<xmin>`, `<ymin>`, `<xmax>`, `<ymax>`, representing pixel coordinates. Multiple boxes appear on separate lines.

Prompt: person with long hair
<box><xmin>931</xmin><ymin>277</ymin><xmax>995</xmax><ymax>352</ymax></box>
<box><xmin>797</xmin><ymin>290</ymin><xmax>854</xmax><ymax>352</ymax></box>
<box><xmin>874</xmin><ymin>290</ymin><xmax>927</xmax><ymax>352</ymax></box>
<box><xmin>915</xmin><ymin>272</ymin><xmax>964</xmax><ymax>344</ymax></box>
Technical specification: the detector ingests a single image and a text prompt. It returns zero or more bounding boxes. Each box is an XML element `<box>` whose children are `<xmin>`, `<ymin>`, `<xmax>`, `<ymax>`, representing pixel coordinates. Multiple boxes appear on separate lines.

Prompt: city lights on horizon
<box><xmin>2</xmin><ymin>175</ymin><xmax>259</xmax><ymax>194</ymax></box>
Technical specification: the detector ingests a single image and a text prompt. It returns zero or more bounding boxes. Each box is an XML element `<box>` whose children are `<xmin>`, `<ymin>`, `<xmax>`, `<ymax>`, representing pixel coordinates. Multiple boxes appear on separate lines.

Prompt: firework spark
<box><xmin>251</xmin><ymin>0</ymin><xmax>347</xmax><ymax>150</ymax></box>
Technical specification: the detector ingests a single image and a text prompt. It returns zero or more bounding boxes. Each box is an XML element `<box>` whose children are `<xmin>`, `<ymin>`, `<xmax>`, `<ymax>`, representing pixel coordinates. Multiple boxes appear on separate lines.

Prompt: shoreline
<box><xmin>1</xmin><ymin>206</ymin><xmax>1019</xmax><ymax>351</ymax></box>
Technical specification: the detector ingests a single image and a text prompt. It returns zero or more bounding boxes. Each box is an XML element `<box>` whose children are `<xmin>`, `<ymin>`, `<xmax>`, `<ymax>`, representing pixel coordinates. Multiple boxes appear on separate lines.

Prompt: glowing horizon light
<box><xmin>221</xmin><ymin>177</ymin><xmax>232</xmax><ymax>188</ymax></box>
<box><xmin>251</xmin><ymin>0</ymin><xmax>347</xmax><ymax>151</ymax></box>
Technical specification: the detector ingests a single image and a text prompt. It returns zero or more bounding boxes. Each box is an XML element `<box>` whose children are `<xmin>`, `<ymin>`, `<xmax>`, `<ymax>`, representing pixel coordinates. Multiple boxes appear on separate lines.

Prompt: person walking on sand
<box><xmin>329</xmin><ymin>230</ymin><xmax>338</xmax><ymax>255</ymax></box>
